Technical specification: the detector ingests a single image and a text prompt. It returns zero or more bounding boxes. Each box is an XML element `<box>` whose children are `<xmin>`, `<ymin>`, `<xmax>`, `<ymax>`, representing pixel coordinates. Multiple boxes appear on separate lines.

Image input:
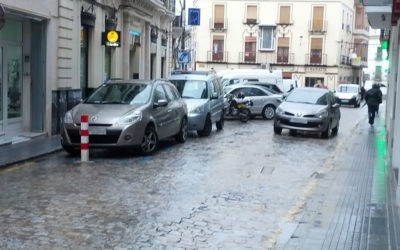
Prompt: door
<box><xmin>152</xmin><ymin>84</ymin><xmax>171</xmax><ymax>138</ymax></box>
<box><xmin>163</xmin><ymin>84</ymin><xmax>181</xmax><ymax>134</ymax></box>
<box><xmin>209</xmin><ymin>80</ymin><xmax>221</xmax><ymax>122</ymax></box>
<box><xmin>0</xmin><ymin>47</ymin><xmax>3</xmax><ymax>135</ymax></box>
<box><xmin>248</xmin><ymin>87</ymin><xmax>269</xmax><ymax>114</ymax></box>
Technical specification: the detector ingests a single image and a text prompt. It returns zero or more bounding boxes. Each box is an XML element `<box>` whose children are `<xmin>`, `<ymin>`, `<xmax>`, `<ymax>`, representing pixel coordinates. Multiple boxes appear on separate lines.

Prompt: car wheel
<box><xmin>62</xmin><ymin>144</ymin><xmax>79</xmax><ymax>155</ymax></box>
<box><xmin>274</xmin><ymin>123</ymin><xmax>282</xmax><ymax>135</ymax></box>
<box><xmin>216</xmin><ymin>111</ymin><xmax>224</xmax><ymax>130</ymax></box>
<box><xmin>175</xmin><ymin>118</ymin><xmax>188</xmax><ymax>143</ymax></box>
<box><xmin>198</xmin><ymin>115</ymin><xmax>212</xmax><ymax>137</ymax></box>
<box><xmin>262</xmin><ymin>105</ymin><xmax>276</xmax><ymax>120</ymax></box>
<box><xmin>332</xmin><ymin>122</ymin><xmax>339</xmax><ymax>135</ymax></box>
<box><xmin>239</xmin><ymin>109</ymin><xmax>251</xmax><ymax>123</ymax></box>
<box><xmin>140</xmin><ymin>126</ymin><xmax>158</xmax><ymax>155</ymax></box>
<box><xmin>321</xmin><ymin>122</ymin><xmax>332</xmax><ymax>139</ymax></box>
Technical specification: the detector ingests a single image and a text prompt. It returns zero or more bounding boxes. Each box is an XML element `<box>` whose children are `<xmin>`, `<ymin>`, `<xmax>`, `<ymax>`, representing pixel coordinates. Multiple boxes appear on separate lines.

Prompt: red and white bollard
<box><xmin>81</xmin><ymin>115</ymin><xmax>89</xmax><ymax>162</ymax></box>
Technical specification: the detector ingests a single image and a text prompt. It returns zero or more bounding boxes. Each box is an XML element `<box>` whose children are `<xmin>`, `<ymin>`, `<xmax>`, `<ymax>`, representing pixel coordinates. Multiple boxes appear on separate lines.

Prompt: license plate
<box><xmin>290</xmin><ymin>118</ymin><xmax>308</xmax><ymax>124</ymax></box>
<box><xmin>341</xmin><ymin>99</ymin><xmax>349</xmax><ymax>103</ymax></box>
<box><xmin>89</xmin><ymin>127</ymin><xmax>107</xmax><ymax>135</ymax></box>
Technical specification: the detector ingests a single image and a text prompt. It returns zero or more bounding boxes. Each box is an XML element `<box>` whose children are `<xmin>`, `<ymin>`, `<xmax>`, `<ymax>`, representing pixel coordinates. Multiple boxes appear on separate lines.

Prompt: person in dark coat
<box><xmin>364</xmin><ymin>83</ymin><xmax>382</xmax><ymax>125</ymax></box>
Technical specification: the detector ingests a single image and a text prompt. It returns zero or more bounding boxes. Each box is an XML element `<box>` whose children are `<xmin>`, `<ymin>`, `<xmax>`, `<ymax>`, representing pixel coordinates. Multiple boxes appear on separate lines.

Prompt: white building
<box><xmin>0</xmin><ymin>0</ymin><xmax>175</xmax><ymax>142</ymax></box>
<box><xmin>191</xmin><ymin>0</ymin><xmax>369</xmax><ymax>90</ymax></box>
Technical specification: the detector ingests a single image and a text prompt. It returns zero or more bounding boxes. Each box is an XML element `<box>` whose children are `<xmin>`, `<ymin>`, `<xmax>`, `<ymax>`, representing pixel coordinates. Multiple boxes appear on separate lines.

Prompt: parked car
<box><xmin>224</xmin><ymin>85</ymin><xmax>282</xmax><ymax>119</ymax></box>
<box><xmin>219</xmin><ymin>69</ymin><xmax>283</xmax><ymax>88</ymax></box>
<box><xmin>335</xmin><ymin>84</ymin><xmax>361</xmax><ymax>107</ymax></box>
<box><xmin>169</xmin><ymin>71</ymin><xmax>225</xmax><ymax>136</ymax></box>
<box><xmin>61</xmin><ymin>80</ymin><xmax>188</xmax><ymax>155</ymax></box>
<box><xmin>242</xmin><ymin>81</ymin><xmax>283</xmax><ymax>94</ymax></box>
<box><xmin>274</xmin><ymin>87</ymin><xmax>341</xmax><ymax>138</ymax></box>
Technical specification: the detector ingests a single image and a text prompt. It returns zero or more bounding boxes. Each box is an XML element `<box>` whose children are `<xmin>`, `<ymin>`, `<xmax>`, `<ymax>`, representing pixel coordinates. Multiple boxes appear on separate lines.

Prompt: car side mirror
<box><xmin>210</xmin><ymin>92</ymin><xmax>219</xmax><ymax>99</ymax></box>
<box><xmin>154</xmin><ymin>99</ymin><xmax>168</xmax><ymax>108</ymax></box>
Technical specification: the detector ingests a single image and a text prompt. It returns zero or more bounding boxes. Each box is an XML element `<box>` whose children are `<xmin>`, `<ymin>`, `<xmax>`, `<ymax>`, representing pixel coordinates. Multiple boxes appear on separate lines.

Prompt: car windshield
<box><xmin>85</xmin><ymin>83</ymin><xmax>152</xmax><ymax>104</ymax></box>
<box><xmin>286</xmin><ymin>89</ymin><xmax>328</xmax><ymax>105</ymax></box>
<box><xmin>170</xmin><ymin>80</ymin><xmax>208</xmax><ymax>99</ymax></box>
<box><xmin>338</xmin><ymin>85</ymin><xmax>358</xmax><ymax>93</ymax></box>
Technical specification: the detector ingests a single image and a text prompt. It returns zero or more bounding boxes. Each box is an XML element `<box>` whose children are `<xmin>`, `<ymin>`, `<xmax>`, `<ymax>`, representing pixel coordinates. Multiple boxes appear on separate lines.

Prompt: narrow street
<box><xmin>0</xmin><ymin>105</ymin><xmax>377</xmax><ymax>249</ymax></box>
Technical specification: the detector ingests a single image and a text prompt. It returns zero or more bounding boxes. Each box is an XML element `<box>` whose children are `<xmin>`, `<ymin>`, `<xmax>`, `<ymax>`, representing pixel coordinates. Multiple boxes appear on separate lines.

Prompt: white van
<box><xmin>280</xmin><ymin>79</ymin><xmax>298</xmax><ymax>92</ymax></box>
<box><xmin>220</xmin><ymin>69</ymin><xmax>283</xmax><ymax>88</ymax></box>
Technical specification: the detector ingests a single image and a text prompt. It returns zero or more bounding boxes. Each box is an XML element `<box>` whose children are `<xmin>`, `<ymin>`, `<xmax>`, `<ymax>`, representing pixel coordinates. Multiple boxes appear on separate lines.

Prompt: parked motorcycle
<box><xmin>225</xmin><ymin>93</ymin><xmax>253</xmax><ymax>123</ymax></box>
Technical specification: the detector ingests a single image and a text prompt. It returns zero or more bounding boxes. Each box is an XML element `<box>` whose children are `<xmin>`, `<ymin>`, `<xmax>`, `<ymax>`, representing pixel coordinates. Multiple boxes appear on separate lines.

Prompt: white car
<box><xmin>335</xmin><ymin>84</ymin><xmax>361</xmax><ymax>108</ymax></box>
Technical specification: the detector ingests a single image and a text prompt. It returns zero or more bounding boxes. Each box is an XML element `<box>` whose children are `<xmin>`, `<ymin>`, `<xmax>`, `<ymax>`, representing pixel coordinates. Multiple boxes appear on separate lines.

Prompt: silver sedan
<box><xmin>61</xmin><ymin>80</ymin><xmax>188</xmax><ymax>155</ymax></box>
<box><xmin>224</xmin><ymin>85</ymin><xmax>283</xmax><ymax>119</ymax></box>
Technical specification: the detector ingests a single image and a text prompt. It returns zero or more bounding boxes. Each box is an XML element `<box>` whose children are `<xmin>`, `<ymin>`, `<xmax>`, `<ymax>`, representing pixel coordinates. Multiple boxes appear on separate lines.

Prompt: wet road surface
<box><xmin>0</xmin><ymin>106</ymin><xmax>368</xmax><ymax>249</ymax></box>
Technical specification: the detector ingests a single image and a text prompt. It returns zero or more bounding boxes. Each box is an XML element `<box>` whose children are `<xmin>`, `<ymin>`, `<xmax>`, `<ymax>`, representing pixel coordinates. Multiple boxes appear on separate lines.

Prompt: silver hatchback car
<box><xmin>274</xmin><ymin>88</ymin><xmax>341</xmax><ymax>138</ymax></box>
<box><xmin>169</xmin><ymin>71</ymin><xmax>225</xmax><ymax>136</ymax></box>
<box><xmin>61</xmin><ymin>80</ymin><xmax>188</xmax><ymax>155</ymax></box>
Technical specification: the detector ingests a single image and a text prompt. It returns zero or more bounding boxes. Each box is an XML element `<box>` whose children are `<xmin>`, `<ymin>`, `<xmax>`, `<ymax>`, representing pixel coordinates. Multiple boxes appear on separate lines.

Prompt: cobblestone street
<box><xmin>0</xmin><ymin>106</ymin><xmax>388</xmax><ymax>249</ymax></box>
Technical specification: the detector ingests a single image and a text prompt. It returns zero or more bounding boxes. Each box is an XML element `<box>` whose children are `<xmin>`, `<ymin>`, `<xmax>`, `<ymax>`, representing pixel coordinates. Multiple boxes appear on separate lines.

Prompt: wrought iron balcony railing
<box><xmin>208</xmin><ymin>51</ymin><xmax>229</xmax><ymax>62</ymax></box>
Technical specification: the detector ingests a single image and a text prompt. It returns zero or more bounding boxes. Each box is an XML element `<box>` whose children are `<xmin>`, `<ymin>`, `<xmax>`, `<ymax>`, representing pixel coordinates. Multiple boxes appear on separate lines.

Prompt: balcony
<box><xmin>243</xmin><ymin>18</ymin><xmax>259</xmax><ymax>25</ymax></box>
<box><xmin>209</xmin><ymin>18</ymin><xmax>228</xmax><ymax>31</ymax></box>
<box><xmin>351</xmin><ymin>57</ymin><xmax>368</xmax><ymax>68</ymax></box>
<box><xmin>208</xmin><ymin>51</ymin><xmax>228</xmax><ymax>63</ymax></box>
<box><xmin>255</xmin><ymin>53</ymin><xmax>294</xmax><ymax>65</ymax></box>
<box><xmin>239</xmin><ymin>51</ymin><xmax>257</xmax><ymax>64</ymax></box>
<box><xmin>340</xmin><ymin>55</ymin><xmax>352</xmax><ymax>65</ymax></box>
<box><xmin>309</xmin><ymin>20</ymin><xmax>327</xmax><ymax>33</ymax></box>
<box><xmin>305</xmin><ymin>54</ymin><xmax>327</xmax><ymax>65</ymax></box>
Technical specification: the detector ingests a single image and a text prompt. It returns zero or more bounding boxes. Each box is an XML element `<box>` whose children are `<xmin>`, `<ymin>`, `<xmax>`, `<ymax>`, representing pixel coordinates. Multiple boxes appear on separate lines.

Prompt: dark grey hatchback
<box><xmin>61</xmin><ymin>80</ymin><xmax>188</xmax><ymax>155</ymax></box>
<box><xmin>274</xmin><ymin>88</ymin><xmax>341</xmax><ymax>138</ymax></box>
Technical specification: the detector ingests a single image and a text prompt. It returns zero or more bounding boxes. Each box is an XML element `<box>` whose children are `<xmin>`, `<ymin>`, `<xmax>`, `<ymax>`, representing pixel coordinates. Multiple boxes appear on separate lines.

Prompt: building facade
<box><xmin>191</xmin><ymin>0</ymin><xmax>368</xmax><ymax>90</ymax></box>
<box><xmin>0</xmin><ymin>0</ymin><xmax>175</xmax><ymax>143</ymax></box>
<box><xmin>364</xmin><ymin>29</ymin><xmax>389</xmax><ymax>83</ymax></box>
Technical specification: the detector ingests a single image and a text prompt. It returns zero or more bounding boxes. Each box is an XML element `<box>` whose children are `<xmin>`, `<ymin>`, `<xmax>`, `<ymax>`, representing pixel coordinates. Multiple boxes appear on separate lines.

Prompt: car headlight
<box><xmin>116</xmin><ymin>110</ymin><xmax>142</xmax><ymax>125</ymax></box>
<box><xmin>276</xmin><ymin>107</ymin><xmax>284</xmax><ymax>115</ymax></box>
<box><xmin>189</xmin><ymin>105</ymin><xmax>203</xmax><ymax>114</ymax></box>
<box><xmin>315</xmin><ymin>110</ymin><xmax>328</xmax><ymax>118</ymax></box>
<box><xmin>63</xmin><ymin>111</ymin><xmax>73</xmax><ymax>124</ymax></box>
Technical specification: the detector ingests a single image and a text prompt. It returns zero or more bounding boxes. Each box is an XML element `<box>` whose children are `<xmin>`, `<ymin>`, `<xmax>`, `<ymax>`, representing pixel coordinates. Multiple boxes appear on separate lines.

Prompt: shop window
<box><xmin>259</xmin><ymin>26</ymin><xmax>276</xmax><ymax>50</ymax></box>
<box><xmin>0</xmin><ymin>19</ymin><xmax>22</xmax><ymax>43</ymax></box>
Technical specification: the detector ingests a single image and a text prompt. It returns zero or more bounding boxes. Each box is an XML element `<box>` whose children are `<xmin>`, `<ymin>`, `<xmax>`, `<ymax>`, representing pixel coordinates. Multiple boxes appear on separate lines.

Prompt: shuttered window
<box><xmin>312</xmin><ymin>6</ymin><xmax>324</xmax><ymax>31</ymax></box>
<box><xmin>279</xmin><ymin>6</ymin><xmax>290</xmax><ymax>24</ymax></box>
<box><xmin>214</xmin><ymin>5</ymin><xmax>224</xmax><ymax>24</ymax></box>
<box><xmin>247</xmin><ymin>5</ymin><xmax>257</xmax><ymax>22</ymax></box>
<box><xmin>278</xmin><ymin>37</ymin><xmax>289</xmax><ymax>47</ymax></box>
<box><xmin>310</xmin><ymin>38</ymin><xmax>323</xmax><ymax>64</ymax></box>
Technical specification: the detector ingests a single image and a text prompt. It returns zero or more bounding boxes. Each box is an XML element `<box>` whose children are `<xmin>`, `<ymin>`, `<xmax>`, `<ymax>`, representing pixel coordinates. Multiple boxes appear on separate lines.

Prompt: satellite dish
<box><xmin>0</xmin><ymin>5</ymin><xmax>6</xmax><ymax>30</ymax></box>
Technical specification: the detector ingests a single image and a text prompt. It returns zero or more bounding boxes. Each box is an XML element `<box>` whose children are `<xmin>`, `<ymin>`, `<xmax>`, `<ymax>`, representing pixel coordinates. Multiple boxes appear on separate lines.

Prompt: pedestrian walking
<box><xmin>364</xmin><ymin>83</ymin><xmax>382</xmax><ymax>125</ymax></box>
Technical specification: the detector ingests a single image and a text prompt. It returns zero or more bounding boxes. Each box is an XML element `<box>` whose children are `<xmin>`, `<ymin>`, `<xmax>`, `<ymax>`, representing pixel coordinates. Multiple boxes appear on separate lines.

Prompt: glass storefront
<box><xmin>7</xmin><ymin>46</ymin><xmax>22</xmax><ymax>119</ymax></box>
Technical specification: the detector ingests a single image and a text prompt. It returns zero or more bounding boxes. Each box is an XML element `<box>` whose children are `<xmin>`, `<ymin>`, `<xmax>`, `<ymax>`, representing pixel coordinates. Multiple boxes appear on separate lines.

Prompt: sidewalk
<box><xmin>0</xmin><ymin>135</ymin><xmax>62</xmax><ymax>168</ymax></box>
<box><xmin>279</xmin><ymin>109</ymin><xmax>400</xmax><ymax>249</ymax></box>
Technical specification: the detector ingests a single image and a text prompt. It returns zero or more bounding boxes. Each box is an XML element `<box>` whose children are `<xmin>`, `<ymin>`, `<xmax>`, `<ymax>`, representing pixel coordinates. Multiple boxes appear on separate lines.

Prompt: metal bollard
<box><xmin>81</xmin><ymin>115</ymin><xmax>89</xmax><ymax>162</ymax></box>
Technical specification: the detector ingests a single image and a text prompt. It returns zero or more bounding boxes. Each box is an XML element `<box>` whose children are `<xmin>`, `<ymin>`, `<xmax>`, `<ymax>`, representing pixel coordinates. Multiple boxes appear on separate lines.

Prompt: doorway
<box><xmin>305</xmin><ymin>77</ymin><xmax>324</xmax><ymax>87</ymax></box>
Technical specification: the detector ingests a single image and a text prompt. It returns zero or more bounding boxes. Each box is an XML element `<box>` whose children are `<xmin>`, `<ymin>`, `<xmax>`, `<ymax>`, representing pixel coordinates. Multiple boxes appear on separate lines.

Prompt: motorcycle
<box><xmin>225</xmin><ymin>93</ymin><xmax>254</xmax><ymax>123</ymax></box>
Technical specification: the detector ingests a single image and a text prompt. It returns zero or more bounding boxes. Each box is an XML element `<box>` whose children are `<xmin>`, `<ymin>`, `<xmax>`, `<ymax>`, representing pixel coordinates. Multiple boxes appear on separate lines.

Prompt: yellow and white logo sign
<box><xmin>107</xmin><ymin>31</ymin><xmax>119</xmax><ymax>43</ymax></box>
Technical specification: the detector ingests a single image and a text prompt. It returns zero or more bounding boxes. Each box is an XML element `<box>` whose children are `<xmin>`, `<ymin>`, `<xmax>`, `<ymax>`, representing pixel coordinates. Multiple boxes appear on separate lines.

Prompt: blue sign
<box><xmin>129</xmin><ymin>30</ymin><xmax>140</xmax><ymax>36</ymax></box>
<box><xmin>188</xmin><ymin>8</ymin><xmax>200</xmax><ymax>26</ymax></box>
<box><xmin>178</xmin><ymin>51</ymin><xmax>191</xmax><ymax>64</ymax></box>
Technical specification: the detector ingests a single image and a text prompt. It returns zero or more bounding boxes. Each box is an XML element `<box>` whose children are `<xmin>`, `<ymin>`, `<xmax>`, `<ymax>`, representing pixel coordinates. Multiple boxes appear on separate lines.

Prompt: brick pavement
<box><xmin>280</xmin><ymin>112</ymin><xmax>397</xmax><ymax>249</ymax></box>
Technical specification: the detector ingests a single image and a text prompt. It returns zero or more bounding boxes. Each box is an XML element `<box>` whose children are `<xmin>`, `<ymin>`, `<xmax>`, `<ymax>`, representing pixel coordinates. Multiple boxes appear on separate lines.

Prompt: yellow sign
<box><xmin>107</xmin><ymin>31</ymin><xmax>119</xmax><ymax>43</ymax></box>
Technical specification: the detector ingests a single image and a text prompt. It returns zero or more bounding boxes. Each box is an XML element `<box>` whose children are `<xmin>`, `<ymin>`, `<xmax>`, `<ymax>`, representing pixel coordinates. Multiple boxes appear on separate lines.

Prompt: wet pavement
<box><xmin>0</xmin><ymin>105</ymin><xmax>392</xmax><ymax>249</ymax></box>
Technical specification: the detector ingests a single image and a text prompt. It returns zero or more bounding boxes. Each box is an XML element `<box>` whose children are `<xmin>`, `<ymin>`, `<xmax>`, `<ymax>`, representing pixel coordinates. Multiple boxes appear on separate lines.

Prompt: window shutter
<box><xmin>247</xmin><ymin>6</ymin><xmax>257</xmax><ymax>20</ymax></box>
<box><xmin>280</xmin><ymin>6</ymin><xmax>290</xmax><ymax>24</ymax></box>
<box><xmin>313</xmin><ymin>7</ymin><xmax>324</xmax><ymax>31</ymax></box>
<box><xmin>311</xmin><ymin>38</ymin><xmax>323</xmax><ymax>50</ymax></box>
<box><xmin>278</xmin><ymin>37</ymin><xmax>289</xmax><ymax>47</ymax></box>
<box><xmin>215</xmin><ymin>5</ymin><xmax>224</xmax><ymax>23</ymax></box>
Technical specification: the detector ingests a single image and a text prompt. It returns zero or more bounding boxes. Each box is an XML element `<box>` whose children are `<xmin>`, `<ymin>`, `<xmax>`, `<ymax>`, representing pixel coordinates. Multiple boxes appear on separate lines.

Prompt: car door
<box><xmin>329</xmin><ymin>93</ymin><xmax>340</xmax><ymax>128</ymax></box>
<box><xmin>151</xmin><ymin>84</ymin><xmax>172</xmax><ymax>139</ymax></box>
<box><xmin>209</xmin><ymin>79</ymin><xmax>223</xmax><ymax>122</ymax></box>
<box><xmin>248</xmin><ymin>87</ymin><xmax>269</xmax><ymax>114</ymax></box>
<box><xmin>163</xmin><ymin>83</ymin><xmax>182</xmax><ymax>135</ymax></box>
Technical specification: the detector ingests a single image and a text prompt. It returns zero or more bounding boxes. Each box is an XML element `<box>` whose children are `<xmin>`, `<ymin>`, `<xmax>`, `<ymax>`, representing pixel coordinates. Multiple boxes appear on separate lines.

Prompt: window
<box><xmin>212</xmin><ymin>35</ymin><xmax>224</xmax><ymax>61</ymax></box>
<box><xmin>312</xmin><ymin>6</ymin><xmax>324</xmax><ymax>31</ymax></box>
<box><xmin>214</xmin><ymin>5</ymin><xmax>225</xmax><ymax>29</ymax></box>
<box><xmin>164</xmin><ymin>85</ymin><xmax>177</xmax><ymax>101</ymax></box>
<box><xmin>154</xmin><ymin>85</ymin><xmax>167</xmax><ymax>102</ymax></box>
<box><xmin>277</xmin><ymin>37</ymin><xmax>289</xmax><ymax>63</ymax></box>
<box><xmin>259</xmin><ymin>26</ymin><xmax>276</xmax><ymax>50</ymax></box>
<box><xmin>279</xmin><ymin>6</ymin><xmax>291</xmax><ymax>24</ymax></box>
<box><xmin>245</xmin><ymin>36</ymin><xmax>257</xmax><ymax>62</ymax></box>
<box><xmin>342</xmin><ymin>10</ymin><xmax>344</xmax><ymax>30</ymax></box>
<box><xmin>310</xmin><ymin>38</ymin><xmax>323</xmax><ymax>64</ymax></box>
<box><xmin>246</xmin><ymin>5</ymin><xmax>257</xmax><ymax>24</ymax></box>
<box><xmin>250</xmin><ymin>88</ymin><xmax>267</xmax><ymax>96</ymax></box>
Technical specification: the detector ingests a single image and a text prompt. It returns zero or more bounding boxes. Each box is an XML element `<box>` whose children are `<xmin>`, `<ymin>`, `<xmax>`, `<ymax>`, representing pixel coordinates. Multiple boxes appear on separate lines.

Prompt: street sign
<box><xmin>188</xmin><ymin>8</ymin><xmax>200</xmax><ymax>26</ymax></box>
<box><xmin>178</xmin><ymin>51</ymin><xmax>191</xmax><ymax>64</ymax></box>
